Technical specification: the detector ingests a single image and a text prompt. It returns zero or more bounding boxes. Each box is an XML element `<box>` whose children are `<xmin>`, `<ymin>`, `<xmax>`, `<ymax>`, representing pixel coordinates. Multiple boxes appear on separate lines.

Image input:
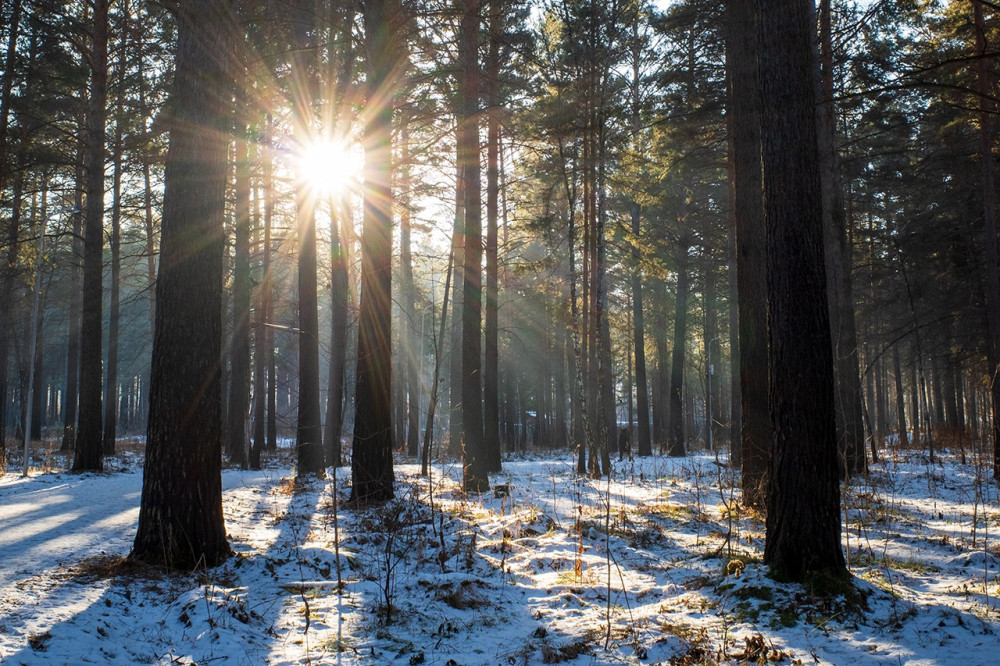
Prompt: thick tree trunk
<box><xmin>754</xmin><ymin>0</ymin><xmax>845</xmax><ymax>580</ymax></box>
<box><xmin>351</xmin><ymin>0</ymin><xmax>400</xmax><ymax>502</ymax></box>
<box><xmin>74</xmin><ymin>0</ymin><xmax>109</xmax><ymax>473</ymax></box>
<box><xmin>131</xmin><ymin>0</ymin><xmax>234</xmax><ymax>568</ymax></box>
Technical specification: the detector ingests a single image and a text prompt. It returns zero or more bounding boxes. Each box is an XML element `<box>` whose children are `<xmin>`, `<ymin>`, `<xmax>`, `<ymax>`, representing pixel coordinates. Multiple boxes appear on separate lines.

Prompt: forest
<box><xmin>1</xmin><ymin>0</ymin><xmax>1000</xmax><ymax>664</ymax></box>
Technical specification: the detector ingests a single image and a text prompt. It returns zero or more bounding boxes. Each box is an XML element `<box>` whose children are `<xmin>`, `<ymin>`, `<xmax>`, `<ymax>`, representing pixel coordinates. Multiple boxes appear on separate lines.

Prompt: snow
<box><xmin>1</xmin><ymin>444</ymin><xmax>999</xmax><ymax>665</ymax></box>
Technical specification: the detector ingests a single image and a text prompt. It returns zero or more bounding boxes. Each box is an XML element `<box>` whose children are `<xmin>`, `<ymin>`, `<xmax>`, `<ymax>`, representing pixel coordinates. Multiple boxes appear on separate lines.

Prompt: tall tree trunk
<box><xmin>251</xmin><ymin>144</ymin><xmax>266</xmax><ymax>471</ymax></box>
<box><xmin>421</xmin><ymin>250</ymin><xmax>454</xmax><ymax>476</ymax></box>
<box><xmin>61</xmin><ymin>127</ymin><xmax>85</xmax><ymax>453</ymax></box>
<box><xmin>725</xmin><ymin>0</ymin><xmax>768</xmax><ymax>507</ymax></box>
<box><xmin>229</xmin><ymin>118</ymin><xmax>252</xmax><ymax>468</ymax></box>
<box><xmin>754</xmin><ymin>0</ymin><xmax>845</xmax><ymax>580</ymax></box>
<box><xmin>292</xmin><ymin>1</ymin><xmax>324</xmax><ymax>476</ymax></box>
<box><xmin>449</xmin><ymin>160</ymin><xmax>465</xmax><ymax>458</ymax></box>
<box><xmin>459</xmin><ymin>0</ymin><xmax>489</xmax><ymax>491</ymax></box>
<box><xmin>703</xmin><ymin>251</ymin><xmax>719</xmax><ymax>450</ymax></box>
<box><xmin>131</xmin><ymin>0</ymin><xmax>235</xmax><ymax>568</ymax></box>
<box><xmin>0</xmin><ymin>0</ymin><xmax>22</xmax><ymax>465</ymax></box>
<box><xmin>104</xmin><ymin>11</ymin><xmax>128</xmax><ymax>456</ymax></box>
<box><xmin>818</xmin><ymin>0</ymin><xmax>865</xmax><ymax>478</ymax></box>
<box><xmin>324</xmin><ymin>7</ymin><xmax>352</xmax><ymax>467</ymax></box>
<box><xmin>263</xmin><ymin>117</ymin><xmax>277</xmax><ymax>452</ymax></box>
<box><xmin>399</xmin><ymin>117</ymin><xmax>420</xmax><ymax>457</ymax></box>
<box><xmin>970</xmin><ymin>0</ymin><xmax>1000</xmax><ymax>478</ymax></box>
<box><xmin>351</xmin><ymin>0</ymin><xmax>400</xmax><ymax>502</ymax></box>
<box><xmin>74</xmin><ymin>0</ymin><xmax>109</xmax><ymax>473</ymax></box>
<box><xmin>483</xmin><ymin>0</ymin><xmax>503</xmax><ymax>471</ymax></box>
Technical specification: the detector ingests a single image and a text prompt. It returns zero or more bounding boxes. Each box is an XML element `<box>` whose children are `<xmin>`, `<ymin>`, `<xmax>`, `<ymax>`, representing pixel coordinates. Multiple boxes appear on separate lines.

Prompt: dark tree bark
<box><xmin>324</xmin><ymin>6</ymin><xmax>353</xmax><ymax>467</ymax></box>
<box><xmin>725</xmin><ymin>0</ymin><xmax>768</xmax><ymax>508</ymax></box>
<box><xmin>970</xmin><ymin>0</ymin><xmax>1000</xmax><ymax>479</ymax></box>
<box><xmin>0</xmin><ymin>0</ymin><xmax>22</xmax><ymax>464</ymax></box>
<box><xmin>351</xmin><ymin>0</ymin><xmax>401</xmax><ymax>503</ymax></box>
<box><xmin>291</xmin><ymin>0</ymin><xmax>325</xmax><ymax>477</ymax></box>
<box><xmin>483</xmin><ymin>0</ymin><xmax>503</xmax><ymax>471</ymax></box>
<box><xmin>667</xmin><ymin>241</ymin><xmax>690</xmax><ymax>457</ymax></box>
<box><xmin>753</xmin><ymin>0</ymin><xmax>845</xmax><ymax>581</ymax></box>
<box><xmin>459</xmin><ymin>0</ymin><xmax>489</xmax><ymax>492</ymax></box>
<box><xmin>74</xmin><ymin>0</ymin><xmax>109</xmax><ymax>473</ymax></box>
<box><xmin>131</xmin><ymin>0</ymin><xmax>235</xmax><ymax>568</ymax></box>
<box><xmin>103</xmin><ymin>13</ymin><xmax>129</xmax><ymax>456</ymax></box>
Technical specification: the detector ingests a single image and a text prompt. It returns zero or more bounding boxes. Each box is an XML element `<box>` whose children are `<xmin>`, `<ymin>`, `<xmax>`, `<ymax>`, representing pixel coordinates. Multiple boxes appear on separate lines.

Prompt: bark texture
<box><xmin>131</xmin><ymin>0</ymin><xmax>235</xmax><ymax>568</ymax></box>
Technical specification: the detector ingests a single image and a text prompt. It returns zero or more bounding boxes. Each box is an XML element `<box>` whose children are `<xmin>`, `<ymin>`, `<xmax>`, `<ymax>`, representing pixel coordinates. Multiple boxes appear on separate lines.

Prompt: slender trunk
<box><xmin>61</xmin><ymin>118</ymin><xmax>85</xmax><ymax>453</ymax></box>
<box><xmin>484</xmin><ymin>0</ymin><xmax>502</xmax><ymax>471</ymax></box>
<box><xmin>449</xmin><ymin>158</ymin><xmax>465</xmax><ymax>458</ymax></box>
<box><xmin>726</xmin><ymin>0</ymin><xmax>768</xmax><ymax>506</ymax></box>
<box><xmin>74</xmin><ymin>0</ymin><xmax>109</xmax><ymax>472</ymax></box>
<box><xmin>0</xmin><ymin>0</ymin><xmax>22</xmax><ymax>463</ymax></box>
<box><xmin>969</xmin><ymin>0</ymin><xmax>1000</xmax><ymax>478</ymax></box>
<box><xmin>264</xmin><ymin>119</ymin><xmax>277</xmax><ymax>452</ymax></box>
<box><xmin>667</xmin><ymin>242</ymin><xmax>690</xmax><ymax>457</ymax></box>
<box><xmin>103</xmin><ymin>14</ymin><xmax>129</xmax><ymax>455</ymax></box>
<box><xmin>459</xmin><ymin>0</ymin><xmax>488</xmax><ymax>490</ymax></box>
<box><xmin>291</xmin><ymin>4</ymin><xmax>324</xmax><ymax>476</ymax></box>
<box><xmin>399</xmin><ymin>118</ymin><xmax>420</xmax><ymax>457</ymax></box>
<box><xmin>229</xmin><ymin>119</ymin><xmax>252</xmax><ymax>468</ymax></box>
<box><xmin>818</xmin><ymin>0</ymin><xmax>865</xmax><ymax>478</ymax></box>
<box><xmin>421</xmin><ymin>251</ymin><xmax>454</xmax><ymax>476</ymax></box>
<box><xmin>893</xmin><ymin>345</ymin><xmax>908</xmax><ymax>449</ymax></box>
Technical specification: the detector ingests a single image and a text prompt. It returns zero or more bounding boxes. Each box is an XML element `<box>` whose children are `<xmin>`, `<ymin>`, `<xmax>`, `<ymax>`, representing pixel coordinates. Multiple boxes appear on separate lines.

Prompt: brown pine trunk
<box><xmin>291</xmin><ymin>3</ymin><xmax>324</xmax><ymax>476</ymax></box>
<box><xmin>459</xmin><ymin>0</ymin><xmax>488</xmax><ymax>491</ymax></box>
<box><xmin>754</xmin><ymin>0</ymin><xmax>845</xmax><ymax>580</ymax></box>
<box><xmin>725</xmin><ymin>0</ymin><xmax>768</xmax><ymax>507</ymax></box>
<box><xmin>351</xmin><ymin>0</ymin><xmax>400</xmax><ymax>503</ymax></box>
<box><xmin>131</xmin><ymin>0</ymin><xmax>235</xmax><ymax>568</ymax></box>
<box><xmin>103</xmin><ymin>11</ymin><xmax>128</xmax><ymax>456</ymax></box>
<box><xmin>0</xmin><ymin>0</ymin><xmax>22</xmax><ymax>465</ymax></box>
<box><xmin>818</xmin><ymin>0</ymin><xmax>865</xmax><ymax>478</ymax></box>
<box><xmin>484</xmin><ymin>0</ymin><xmax>502</xmax><ymax>471</ymax></box>
<box><xmin>74</xmin><ymin>0</ymin><xmax>109</xmax><ymax>473</ymax></box>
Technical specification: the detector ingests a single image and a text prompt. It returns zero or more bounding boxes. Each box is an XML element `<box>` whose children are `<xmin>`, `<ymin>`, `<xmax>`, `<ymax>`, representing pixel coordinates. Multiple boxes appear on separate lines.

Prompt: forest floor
<box><xmin>1</xmin><ymin>439</ymin><xmax>999</xmax><ymax>665</ymax></box>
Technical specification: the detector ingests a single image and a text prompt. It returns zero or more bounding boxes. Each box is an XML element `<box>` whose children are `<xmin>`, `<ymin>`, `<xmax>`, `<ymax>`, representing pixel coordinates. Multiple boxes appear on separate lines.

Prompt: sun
<box><xmin>298</xmin><ymin>137</ymin><xmax>361</xmax><ymax>199</ymax></box>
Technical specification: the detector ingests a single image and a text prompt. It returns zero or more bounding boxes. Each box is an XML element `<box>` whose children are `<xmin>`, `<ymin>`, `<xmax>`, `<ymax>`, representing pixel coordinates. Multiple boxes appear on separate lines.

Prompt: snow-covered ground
<box><xmin>1</xmin><ymin>442</ymin><xmax>998</xmax><ymax>665</ymax></box>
